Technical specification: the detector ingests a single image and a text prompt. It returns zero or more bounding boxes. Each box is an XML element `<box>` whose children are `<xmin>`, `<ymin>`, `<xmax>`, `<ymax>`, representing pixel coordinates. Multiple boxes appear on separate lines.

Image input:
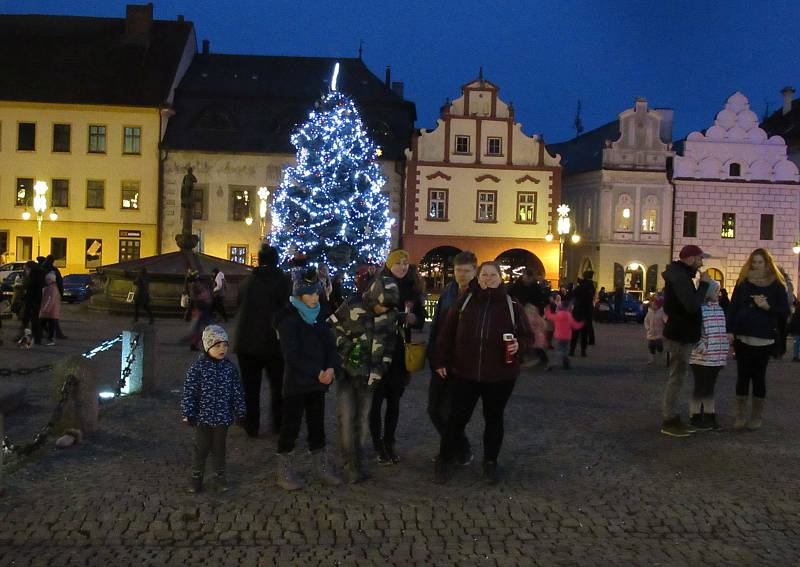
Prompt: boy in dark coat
<box><xmin>274</xmin><ymin>268</ymin><xmax>342</xmax><ymax>491</ymax></box>
<box><xmin>181</xmin><ymin>325</ymin><xmax>246</xmax><ymax>493</ymax></box>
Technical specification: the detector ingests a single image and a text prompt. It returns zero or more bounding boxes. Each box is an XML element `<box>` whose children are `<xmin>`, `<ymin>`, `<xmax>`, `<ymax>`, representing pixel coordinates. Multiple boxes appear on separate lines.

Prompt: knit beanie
<box><xmin>385</xmin><ymin>249</ymin><xmax>409</xmax><ymax>270</ymax></box>
<box><xmin>202</xmin><ymin>325</ymin><xmax>229</xmax><ymax>352</ymax></box>
<box><xmin>705</xmin><ymin>278</ymin><xmax>720</xmax><ymax>300</ymax></box>
<box><xmin>292</xmin><ymin>267</ymin><xmax>319</xmax><ymax>296</ymax></box>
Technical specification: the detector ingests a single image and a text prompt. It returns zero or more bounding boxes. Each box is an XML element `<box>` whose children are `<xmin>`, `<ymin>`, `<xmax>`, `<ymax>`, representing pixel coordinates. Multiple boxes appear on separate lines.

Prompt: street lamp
<box><xmin>550</xmin><ymin>204</ymin><xmax>580</xmax><ymax>282</ymax></box>
<box><xmin>257</xmin><ymin>186</ymin><xmax>271</xmax><ymax>241</ymax></box>
<box><xmin>20</xmin><ymin>181</ymin><xmax>56</xmax><ymax>257</ymax></box>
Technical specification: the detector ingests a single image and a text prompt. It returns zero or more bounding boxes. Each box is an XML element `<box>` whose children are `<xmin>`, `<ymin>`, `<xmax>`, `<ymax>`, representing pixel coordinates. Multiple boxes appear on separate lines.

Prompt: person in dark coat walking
<box><xmin>660</xmin><ymin>245</ymin><xmax>711</xmax><ymax>437</ymax></box>
<box><xmin>433</xmin><ymin>261</ymin><xmax>531</xmax><ymax>485</ymax></box>
<box><xmin>19</xmin><ymin>260</ymin><xmax>43</xmax><ymax>345</ymax></box>
<box><xmin>273</xmin><ymin>268</ymin><xmax>342</xmax><ymax>491</ymax></box>
<box><xmin>727</xmin><ymin>248</ymin><xmax>790</xmax><ymax>430</ymax></box>
<box><xmin>233</xmin><ymin>245</ymin><xmax>291</xmax><ymax>437</ymax></box>
<box><xmin>568</xmin><ymin>270</ymin><xmax>596</xmax><ymax>356</ymax></box>
<box><xmin>789</xmin><ymin>298</ymin><xmax>800</xmax><ymax>362</ymax></box>
<box><xmin>42</xmin><ymin>255</ymin><xmax>67</xmax><ymax>338</ymax></box>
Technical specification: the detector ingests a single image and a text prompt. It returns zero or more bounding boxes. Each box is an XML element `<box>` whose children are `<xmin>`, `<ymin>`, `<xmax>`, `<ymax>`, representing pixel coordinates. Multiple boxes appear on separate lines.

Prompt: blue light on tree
<box><xmin>270</xmin><ymin>63</ymin><xmax>393</xmax><ymax>279</ymax></box>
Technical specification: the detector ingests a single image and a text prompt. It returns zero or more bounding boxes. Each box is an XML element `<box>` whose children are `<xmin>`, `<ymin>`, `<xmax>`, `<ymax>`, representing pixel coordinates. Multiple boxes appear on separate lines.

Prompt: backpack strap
<box><xmin>459</xmin><ymin>292</ymin><xmax>473</xmax><ymax>314</ymax></box>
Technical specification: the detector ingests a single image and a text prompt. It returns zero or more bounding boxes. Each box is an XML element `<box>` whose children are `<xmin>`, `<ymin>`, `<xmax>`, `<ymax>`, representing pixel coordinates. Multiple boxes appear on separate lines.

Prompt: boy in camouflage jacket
<box><xmin>329</xmin><ymin>274</ymin><xmax>399</xmax><ymax>482</ymax></box>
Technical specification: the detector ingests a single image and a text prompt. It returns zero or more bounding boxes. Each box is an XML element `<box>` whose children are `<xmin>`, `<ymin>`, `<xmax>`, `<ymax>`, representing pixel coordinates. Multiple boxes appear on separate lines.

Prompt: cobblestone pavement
<box><xmin>2</xmin><ymin>304</ymin><xmax>800</xmax><ymax>566</ymax></box>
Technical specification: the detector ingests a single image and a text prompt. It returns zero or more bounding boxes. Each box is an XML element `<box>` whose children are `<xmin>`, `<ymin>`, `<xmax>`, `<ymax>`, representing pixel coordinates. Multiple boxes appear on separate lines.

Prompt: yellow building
<box><xmin>0</xmin><ymin>5</ymin><xmax>195</xmax><ymax>274</ymax></box>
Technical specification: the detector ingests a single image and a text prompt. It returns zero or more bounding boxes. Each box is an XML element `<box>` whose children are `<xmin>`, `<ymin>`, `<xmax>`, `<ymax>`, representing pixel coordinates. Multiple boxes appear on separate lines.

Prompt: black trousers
<box><xmin>734</xmin><ymin>340</ymin><xmax>772</xmax><ymax>398</ymax></box>
<box><xmin>192</xmin><ymin>425</ymin><xmax>228</xmax><ymax>476</ymax></box>
<box><xmin>277</xmin><ymin>391</ymin><xmax>326</xmax><ymax>454</ymax></box>
<box><xmin>690</xmin><ymin>364</ymin><xmax>721</xmax><ymax>398</ymax></box>
<box><xmin>211</xmin><ymin>293</ymin><xmax>227</xmax><ymax>322</ymax></box>
<box><xmin>238</xmin><ymin>352</ymin><xmax>284</xmax><ymax>436</ymax></box>
<box><xmin>134</xmin><ymin>300</ymin><xmax>154</xmax><ymax>323</ymax></box>
<box><xmin>427</xmin><ymin>371</ymin><xmax>470</xmax><ymax>455</ymax></box>
<box><xmin>570</xmin><ymin>319</ymin><xmax>591</xmax><ymax>354</ymax></box>
<box><xmin>439</xmin><ymin>377</ymin><xmax>516</xmax><ymax>463</ymax></box>
<box><xmin>20</xmin><ymin>301</ymin><xmax>42</xmax><ymax>344</ymax></box>
<box><xmin>40</xmin><ymin>318</ymin><xmax>56</xmax><ymax>340</ymax></box>
<box><xmin>369</xmin><ymin>367</ymin><xmax>407</xmax><ymax>447</ymax></box>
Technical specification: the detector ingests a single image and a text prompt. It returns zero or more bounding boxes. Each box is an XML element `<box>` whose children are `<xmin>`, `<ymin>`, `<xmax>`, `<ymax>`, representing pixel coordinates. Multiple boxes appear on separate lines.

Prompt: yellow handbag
<box><xmin>404</xmin><ymin>340</ymin><xmax>427</xmax><ymax>373</ymax></box>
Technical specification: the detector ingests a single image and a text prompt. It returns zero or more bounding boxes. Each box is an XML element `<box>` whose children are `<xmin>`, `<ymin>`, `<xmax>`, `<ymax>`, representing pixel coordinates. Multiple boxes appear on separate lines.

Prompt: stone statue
<box><xmin>176</xmin><ymin>167</ymin><xmax>200</xmax><ymax>250</ymax></box>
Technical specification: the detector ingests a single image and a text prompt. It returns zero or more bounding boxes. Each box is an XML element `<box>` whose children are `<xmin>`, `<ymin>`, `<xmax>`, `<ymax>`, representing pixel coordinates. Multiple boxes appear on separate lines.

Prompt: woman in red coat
<box><xmin>432</xmin><ymin>261</ymin><xmax>531</xmax><ymax>484</ymax></box>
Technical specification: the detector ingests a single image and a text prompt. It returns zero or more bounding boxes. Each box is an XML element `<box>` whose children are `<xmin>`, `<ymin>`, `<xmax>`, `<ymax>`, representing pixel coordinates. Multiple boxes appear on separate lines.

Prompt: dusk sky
<box><xmin>5</xmin><ymin>0</ymin><xmax>800</xmax><ymax>142</ymax></box>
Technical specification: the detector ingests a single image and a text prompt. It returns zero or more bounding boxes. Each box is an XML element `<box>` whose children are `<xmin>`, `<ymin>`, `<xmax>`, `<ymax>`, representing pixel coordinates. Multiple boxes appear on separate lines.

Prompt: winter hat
<box><xmin>705</xmin><ymin>278</ymin><xmax>720</xmax><ymax>300</ymax></box>
<box><xmin>292</xmin><ymin>267</ymin><xmax>319</xmax><ymax>296</ymax></box>
<box><xmin>385</xmin><ymin>249</ymin><xmax>409</xmax><ymax>270</ymax></box>
<box><xmin>679</xmin><ymin>244</ymin><xmax>710</xmax><ymax>260</ymax></box>
<box><xmin>202</xmin><ymin>325</ymin><xmax>229</xmax><ymax>352</ymax></box>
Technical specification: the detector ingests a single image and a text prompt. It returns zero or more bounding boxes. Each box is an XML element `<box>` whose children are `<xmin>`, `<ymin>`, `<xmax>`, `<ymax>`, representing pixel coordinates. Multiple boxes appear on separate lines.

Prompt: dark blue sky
<box><xmin>5</xmin><ymin>0</ymin><xmax>799</xmax><ymax>142</ymax></box>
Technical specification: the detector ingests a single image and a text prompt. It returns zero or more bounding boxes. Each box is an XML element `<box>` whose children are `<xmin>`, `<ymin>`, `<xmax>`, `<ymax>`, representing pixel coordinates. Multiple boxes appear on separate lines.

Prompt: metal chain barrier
<box><xmin>116</xmin><ymin>332</ymin><xmax>141</xmax><ymax>395</ymax></box>
<box><xmin>0</xmin><ymin>365</ymin><xmax>53</xmax><ymax>377</ymax></box>
<box><xmin>2</xmin><ymin>374</ymin><xmax>77</xmax><ymax>457</ymax></box>
<box><xmin>81</xmin><ymin>334</ymin><xmax>122</xmax><ymax>360</ymax></box>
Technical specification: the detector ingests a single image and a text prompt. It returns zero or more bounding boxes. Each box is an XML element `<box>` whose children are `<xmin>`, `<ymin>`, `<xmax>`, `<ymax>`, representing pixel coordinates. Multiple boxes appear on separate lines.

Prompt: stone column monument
<box><xmin>175</xmin><ymin>167</ymin><xmax>200</xmax><ymax>250</ymax></box>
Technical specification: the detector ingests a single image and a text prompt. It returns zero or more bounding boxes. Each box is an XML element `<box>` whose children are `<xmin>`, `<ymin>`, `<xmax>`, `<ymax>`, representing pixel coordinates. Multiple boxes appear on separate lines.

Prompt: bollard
<box><xmin>1</xmin><ymin>383</ymin><xmax>28</xmax><ymax>492</ymax></box>
<box><xmin>51</xmin><ymin>355</ymin><xmax>98</xmax><ymax>435</ymax></box>
<box><xmin>128</xmin><ymin>323</ymin><xmax>158</xmax><ymax>395</ymax></box>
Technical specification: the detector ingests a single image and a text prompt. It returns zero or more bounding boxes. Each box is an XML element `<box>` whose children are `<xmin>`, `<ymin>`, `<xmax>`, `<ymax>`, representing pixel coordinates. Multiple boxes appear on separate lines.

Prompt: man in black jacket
<box><xmin>660</xmin><ymin>245</ymin><xmax>711</xmax><ymax>437</ymax></box>
<box><xmin>233</xmin><ymin>245</ymin><xmax>291</xmax><ymax>437</ymax></box>
<box><xmin>568</xmin><ymin>271</ymin><xmax>596</xmax><ymax>356</ymax></box>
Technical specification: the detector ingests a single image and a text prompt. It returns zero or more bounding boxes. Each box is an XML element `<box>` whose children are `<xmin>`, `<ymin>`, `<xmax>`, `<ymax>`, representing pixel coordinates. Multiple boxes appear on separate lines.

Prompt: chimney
<box><xmin>124</xmin><ymin>3</ymin><xmax>153</xmax><ymax>47</ymax></box>
<box><xmin>391</xmin><ymin>81</ymin><xmax>404</xmax><ymax>98</ymax></box>
<box><xmin>202</xmin><ymin>39</ymin><xmax>210</xmax><ymax>54</ymax></box>
<box><xmin>781</xmin><ymin>86</ymin><xmax>795</xmax><ymax>115</ymax></box>
<box><xmin>385</xmin><ymin>66</ymin><xmax>391</xmax><ymax>87</ymax></box>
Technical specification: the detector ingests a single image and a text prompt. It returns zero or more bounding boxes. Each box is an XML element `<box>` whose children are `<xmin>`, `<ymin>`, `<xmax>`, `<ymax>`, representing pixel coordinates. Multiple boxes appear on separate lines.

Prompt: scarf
<box><xmin>746</xmin><ymin>268</ymin><xmax>775</xmax><ymax>288</ymax></box>
<box><xmin>289</xmin><ymin>296</ymin><xmax>320</xmax><ymax>325</ymax></box>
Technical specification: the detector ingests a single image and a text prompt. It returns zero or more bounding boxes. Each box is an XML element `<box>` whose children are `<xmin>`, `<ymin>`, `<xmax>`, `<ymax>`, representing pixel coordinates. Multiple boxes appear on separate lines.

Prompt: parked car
<box><xmin>62</xmin><ymin>274</ymin><xmax>93</xmax><ymax>303</ymax></box>
<box><xmin>1</xmin><ymin>269</ymin><xmax>24</xmax><ymax>300</ymax></box>
<box><xmin>0</xmin><ymin>262</ymin><xmax>26</xmax><ymax>283</ymax></box>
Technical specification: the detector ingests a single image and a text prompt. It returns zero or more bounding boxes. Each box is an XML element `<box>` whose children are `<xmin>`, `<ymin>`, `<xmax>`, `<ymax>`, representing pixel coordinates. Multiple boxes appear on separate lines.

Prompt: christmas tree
<box><xmin>269</xmin><ymin>64</ymin><xmax>393</xmax><ymax>279</ymax></box>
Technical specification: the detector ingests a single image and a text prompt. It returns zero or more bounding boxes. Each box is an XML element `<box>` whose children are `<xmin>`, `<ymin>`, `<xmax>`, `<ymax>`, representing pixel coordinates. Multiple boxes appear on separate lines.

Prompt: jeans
<box><xmin>192</xmin><ymin>425</ymin><xmax>228</xmax><ymax>476</ymax></box>
<box><xmin>337</xmin><ymin>376</ymin><xmax>373</xmax><ymax>464</ymax></box>
<box><xmin>427</xmin><ymin>371</ymin><xmax>470</xmax><ymax>456</ymax></box>
<box><xmin>734</xmin><ymin>340</ymin><xmax>772</xmax><ymax>399</ymax></box>
<box><xmin>238</xmin><ymin>352</ymin><xmax>284</xmax><ymax>435</ymax></box>
<box><xmin>662</xmin><ymin>338</ymin><xmax>694</xmax><ymax>419</ymax></box>
<box><xmin>439</xmin><ymin>377</ymin><xmax>516</xmax><ymax>463</ymax></box>
<box><xmin>556</xmin><ymin>340</ymin><xmax>570</xmax><ymax>364</ymax></box>
<box><xmin>369</xmin><ymin>367</ymin><xmax>406</xmax><ymax>447</ymax></box>
<box><xmin>278</xmin><ymin>391</ymin><xmax>326</xmax><ymax>454</ymax></box>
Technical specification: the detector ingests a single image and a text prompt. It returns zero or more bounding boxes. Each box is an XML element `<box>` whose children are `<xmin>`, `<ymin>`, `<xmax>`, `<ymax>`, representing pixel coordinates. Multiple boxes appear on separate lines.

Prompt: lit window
<box><xmin>615</xmin><ymin>194</ymin><xmax>633</xmax><ymax>231</ymax></box>
<box><xmin>428</xmin><ymin>189</ymin><xmax>447</xmax><ymax>220</ymax></box>
<box><xmin>641</xmin><ymin>196</ymin><xmax>659</xmax><ymax>232</ymax></box>
<box><xmin>477</xmin><ymin>191</ymin><xmax>496</xmax><ymax>222</ymax></box>
<box><xmin>119</xmin><ymin>239</ymin><xmax>141</xmax><ymax>261</ymax></box>
<box><xmin>517</xmin><ymin>192</ymin><xmax>536</xmax><ymax>223</ymax></box>
<box><xmin>121</xmin><ymin>181</ymin><xmax>140</xmax><ymax>209</ymax></box>
<box><xmin>231</xmin><ymin>188</ymin><xmax>251</xmax><ymax>221</ymax></box>
<box><xmin>15</xmin><ymin>178</ymin><xmax>33</xmax><ymax>206</ymax></box>
<box><xmin>721</xmin><ymin>213</ymin><xmax>736</xmax><ymax>239</ymax></box>
<box><xmin>229</xmin><ymin>245</ymin><xmax>248</xmax><ymax>264</ymax></box>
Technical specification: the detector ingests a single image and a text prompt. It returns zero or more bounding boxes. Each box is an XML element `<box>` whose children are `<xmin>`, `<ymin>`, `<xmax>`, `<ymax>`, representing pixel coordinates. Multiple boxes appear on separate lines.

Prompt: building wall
<box><xmin>161</xmin><ymin>150</ymin><xmax>403</xmax><ymax>262</ymax></box>
<box><xmin>0</xmin><ymin>102</ymin><xmax>161</xmax><ymax>274</ymax></box>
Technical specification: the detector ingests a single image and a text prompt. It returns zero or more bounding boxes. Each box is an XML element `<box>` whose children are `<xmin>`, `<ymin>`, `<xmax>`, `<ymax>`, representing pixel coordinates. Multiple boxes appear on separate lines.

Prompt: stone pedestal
<box><xmin>127</xmin><ymin>323</ymin><xmax>158</xmax><ymax>395</ymax></box>
<box><xmin>52</xmin><ymin>355</ymin><xmax>98</xmax><ymax>435</ymax></box>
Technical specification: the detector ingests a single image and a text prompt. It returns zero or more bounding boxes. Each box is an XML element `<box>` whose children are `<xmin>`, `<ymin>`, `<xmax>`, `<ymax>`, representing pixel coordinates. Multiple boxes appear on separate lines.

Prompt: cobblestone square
<box><xmin>2</xmin><ymin>304</ymin><xmax>800</xmax><ymax>566</ymax></box>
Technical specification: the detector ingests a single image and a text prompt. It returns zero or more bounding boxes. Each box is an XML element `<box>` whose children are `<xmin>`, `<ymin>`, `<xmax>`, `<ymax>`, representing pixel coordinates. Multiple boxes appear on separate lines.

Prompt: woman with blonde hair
<box><xmin>727</xmin><ymin>248</ymin><xmax>789</xmax><ymax>430</ymax></box>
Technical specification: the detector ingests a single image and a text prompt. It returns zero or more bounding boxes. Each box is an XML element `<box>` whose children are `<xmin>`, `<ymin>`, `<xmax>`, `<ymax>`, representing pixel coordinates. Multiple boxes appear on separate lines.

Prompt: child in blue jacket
<box><xmin>181</xmin><ymin>325</ymin><xmax>246</xmax><ymax>493</ymax></box>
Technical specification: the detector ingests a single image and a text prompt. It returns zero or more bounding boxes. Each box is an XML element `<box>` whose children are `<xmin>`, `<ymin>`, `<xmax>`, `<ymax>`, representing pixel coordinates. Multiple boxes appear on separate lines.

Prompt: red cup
<box><xmin>503</xmin><ymin>333</ymin><xmax>515</xmax><ymax>364</ymax></box>
<box><xmin>405</xmin><ymin>300</ymin><xmax>413</xmax><ymax>313</ymax></box>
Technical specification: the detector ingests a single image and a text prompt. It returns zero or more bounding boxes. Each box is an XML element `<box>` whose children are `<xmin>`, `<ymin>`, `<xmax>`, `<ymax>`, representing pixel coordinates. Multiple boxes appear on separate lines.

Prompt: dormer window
<box><xmin>729</xmin><ymin>163</ymin><xmax>741</xmax><ymax>177</ymax></box>
<box><xmin>487</xmin><ymin>137</ymin><xmax>502</xmax><ymax>156</ymax></box>
<box><xmin>455</xmin><ymin>135</ymin><xmax>470</xmax><ymax>154</ymax></box>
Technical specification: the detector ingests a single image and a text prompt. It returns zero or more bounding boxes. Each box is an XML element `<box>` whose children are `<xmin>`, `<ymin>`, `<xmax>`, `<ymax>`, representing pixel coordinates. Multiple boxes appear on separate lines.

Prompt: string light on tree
<box><xmin>269</xmin><ymin>62</ymin><xmax>393</xmax><ymax>280</ymax></box>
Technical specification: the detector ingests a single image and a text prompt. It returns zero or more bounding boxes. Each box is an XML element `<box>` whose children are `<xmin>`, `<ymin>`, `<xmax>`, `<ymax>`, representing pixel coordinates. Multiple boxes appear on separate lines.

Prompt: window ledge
<box><xmin>514</xmin><ymin>221</ymin><xmax>538</xmax><ymax>225</ymax></box>
<box><xmin>486</xmin><ymin>153</ymin><xmax>504</xmax><ymax>157</ymax></box>
<box><xmin>452</xmin><ymin>151</ymin><xmax>473</xmax><ymax>156</ymax></box>
<box><xmin>475</xmin><ymin>219</ymin><xmax>498</xmax><ymax>224</ymax></box>
<box><xmin>427</xmin><ymin>217</ymin><xmax>449</xmax><ymax>222</ymax></box>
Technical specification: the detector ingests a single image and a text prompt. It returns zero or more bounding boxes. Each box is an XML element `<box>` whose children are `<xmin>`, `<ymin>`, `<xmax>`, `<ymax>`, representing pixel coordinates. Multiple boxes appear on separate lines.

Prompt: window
<box><xmin>192</xmin><ymin>187</ymin><xmax>205</xmax><ymax>220</ymax></box>
<box><xmin>15</xmin><ymin>178</ymin><xmax>33</xmax><ymax>206</ymax></box>
<box><xmin>683</xmin><ymin>211</ymin><xmax>697</xmax><ymax>237</ymax></box>
<box><xmin>760</xmin><ymin>214</ymin><xmax>774</xmax><ymax>240</ymax></box>
<box><xmin>229</xmin><ymin>245</ymin><xmax>248</xmax><ymax>264</ymax></box>
<box><xmin>52</xmin><ymin>124</ymin><xmax>71</xmax><ymax>152</ymax></box>
<box><xmin>52</xmin><ymin>179</ymin><xmax>69</xmax><ymax>207</ymax></box>
<box><xmin>231</xmin><ymin>188</ymin><xmax>251</xmax><ymax>221</ymax></box>
<box><xmin>88</xmin><ymin>125</ymin><xmax>106</xmax><ymax>153</ymax></box>
<box><xmin>615</xmin><ymin>194</ymin><xmax>633</xmax><ymax>231</ymax></box>
<box><xmin>517</xmin><ymin>192</ymin><xmax>537</xmax><ymax>223</ymax></box>
<box><xmin>706</xmin><ymin>268</ymin><xmax>724</xmax><ymax>288</ymax></box>
<box><xmin>121</xmin><ymin>181</ymin><xmax>140</xmax><ymax>209</ymax></box>
<box><xmin>85</xmin><ymin>238</ymin><xmax>102</xmax><ymax>269</ymax></box>
<box><xmin>641</xmin><ymin>196</ymin><xmax>659</xmax><ymax>233</ymax></box>
<box><xmin>119</xmin><ymin>239</ymin><xmax>141</xmax><ymax>262</ymax></box>
<box><xmin>17</xmin><ymin>236</ymin><xmax>33</xmax><ymax>261</ymax></box>
<box><xmin>0</xmin><ymin>231</ymin><xmax>9</xmax><ymax>258</ymax></box>
<box><xmin>428</xmin><ymin>189</ymin><xmax>448</xmax><ymax>220</ymax></box>
<box><xmin>721</xmin><ymin>213</ymin><xmax>736</xmax><ymax>239</ymax></box>
<box><xmin>50</xmin><ymin>238</ymin><xmax>67</xmax><ymax>268</ymax></box>
<box><xmin>86</xmin><ymin>180</ymin><xmax>105</xmax><ymax>209</ymax></box>
<box><xmin>17</xmin><ymin>122</ymin><xmax>35</xmax><ymax>151</ymax></box>
<box><xmin>487</xmin><ymin>137</ymin><xmax>502</xmax><ymax>155</ymax></box>
<box><xmin>729</xmin><ymin>163</ymin><xmax>741</xmax><ymax>177</ymax></box>
<box><xmin>477</xmin><ymin>191</ymin><xmax>497</xmax><ymax>222</ymax></box>
<box><xmin>123</xmin><ymin>126</ymin><xmax>141</xmax><ymax>155</ymax></box>
<box><xmin>454</xmin><ymin>135</ymin><xmax>470</xmax><ymax>154</ymax></box>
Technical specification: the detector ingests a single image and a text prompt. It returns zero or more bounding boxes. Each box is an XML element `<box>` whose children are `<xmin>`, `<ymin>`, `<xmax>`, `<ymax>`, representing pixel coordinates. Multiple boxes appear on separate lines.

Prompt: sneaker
<box><xmin>376</xmin><ymin>446</ymin><xmax>393</xmax><ymax>466</ymax></box>
<box><xmin>660</xmin><ymin>416</ymin><xmax>692</xmax><ymax>437</ymax></box>
<box><xmin>689</xmin><ymin>414</ymin><xmax>712</xmax><ymax>432</ymax></box>
<box><xmin>44</xmin><ymin>341</ymin><xmax>55</xmax><ymax>346</ymax></box>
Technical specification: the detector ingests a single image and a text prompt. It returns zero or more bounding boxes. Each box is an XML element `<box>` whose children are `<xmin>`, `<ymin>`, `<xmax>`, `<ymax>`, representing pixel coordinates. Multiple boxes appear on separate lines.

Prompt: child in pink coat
<box><xmin>39</xmin><ymin>271</ymin><xmax>61</xmax><ymax>346</ymax></box>
<box><xmin>522</xmin><ymin>304</ymin><xmax>550</xmax><ymax>369</ymax></box>
<box><xmin>545</xmin><ymin>303</ymin><xmax>584</xmax><ymax>370</ymax></box>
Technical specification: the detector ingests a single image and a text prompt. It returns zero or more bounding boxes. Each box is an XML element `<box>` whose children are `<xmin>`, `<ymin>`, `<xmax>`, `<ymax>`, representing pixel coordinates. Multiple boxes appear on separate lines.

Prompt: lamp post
<box><xmin>21</xmin><ymin>181</ymin><xmax>57</xmax><ymax>257</ymax></box>
<box><xmin>545</xmin><ymin>204</ymin><xmax>580</xmax><ymax>283</ymax></box>
<box><xmin>257</xmin><ymin>186</ymin><xmax>271</xmax><ymax>242</ymax></box>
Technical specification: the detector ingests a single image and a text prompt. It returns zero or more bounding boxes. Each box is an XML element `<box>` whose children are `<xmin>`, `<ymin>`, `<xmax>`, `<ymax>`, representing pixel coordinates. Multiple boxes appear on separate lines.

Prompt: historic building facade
<box><xmin>672</xmin><ymin>92</ymin><xmax>800</xmax><ymax>290</ymax></box>
<box><xmin>551</xmin><ymin>98</ymin><xmax>674</xmax><ymax>298</ymax></box>
<box><xmin>160</xmin><ymin>53</ymin><xmax>415</xmax><ymax>264</ymax></box>
<box><xmin>0</xmin><ymin>5</ymin><xmax>195</xmax><ymax>273</ymax></box>
<box><xmin>402</xmin><ymin>74</ymin><xmax>561</xmax><ymax>289</ymax></box>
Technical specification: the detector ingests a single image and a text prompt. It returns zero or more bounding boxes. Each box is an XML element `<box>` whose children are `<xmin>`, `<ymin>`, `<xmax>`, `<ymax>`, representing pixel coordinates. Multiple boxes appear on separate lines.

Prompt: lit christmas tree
<box><xmin>269</xmin><ymin>63</ymin><xmax>393</xmax><ymax>279</ymax></box>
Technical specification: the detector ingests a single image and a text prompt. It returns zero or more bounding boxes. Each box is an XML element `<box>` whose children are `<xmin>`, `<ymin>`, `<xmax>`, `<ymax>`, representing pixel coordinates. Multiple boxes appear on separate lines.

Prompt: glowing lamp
<box><xmin>98</xmin><ymin>391</ymin><xmax>116</xmax><ymax>400</ymax></box>
<box><xmin>33</xmin><ymin>181</ymin><xmax>48</xmax><ymax>214</ymax></box>
<box><xmin>629</xmin><ymin>262</ymin><xmax>641</xmax><ymax>271</ymax></box>
<box><xmin>545</xmin><ymin>233</ymin><xmax>554</xmax><ymax>242</ymax></box>
<box><xmin>570</xmin><ymin>233</ymin><xmax>581</xmax><ymax>244</ymax></box>
<box><xmin>245</xmin><ymin>216</ymin><xmax>254</xmax><ymax>226</ymax></box>
<box><xmin>21</xmin><ymin>210</ymin><xmax>31</xmax><ymax>220</ymax></box>
<box><xmin>622</xmin><ymin>208</ymin><xmax>631</xmax><ymax>219</ymax></box>
<box><xmin>49</xmin><ymin>210</ymin><xmax>58</xmax><ymax>221</ymax></box>
<box><xmin>793</xmin><ymin>243</ymin><xmax>800</xmax><ymax>255</ymax></box>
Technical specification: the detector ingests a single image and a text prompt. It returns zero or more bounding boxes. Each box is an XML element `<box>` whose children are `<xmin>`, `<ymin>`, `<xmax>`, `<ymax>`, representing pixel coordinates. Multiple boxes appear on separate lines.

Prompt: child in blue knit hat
<box><xmin>181</xmin><ymin>324</ymin><xmax>246</xmax><ymax>493</ymax></box>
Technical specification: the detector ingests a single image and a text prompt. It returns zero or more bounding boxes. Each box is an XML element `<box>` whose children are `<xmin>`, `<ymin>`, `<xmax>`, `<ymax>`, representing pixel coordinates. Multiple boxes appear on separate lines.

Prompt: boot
<box><xmin>734</xmin><ymin>396</ymin><xmax>748</xmax><ymax>430</ymax></box>
<box><xmin>214</xmin><ymin>472</ymin><xmax>228</xmax><ymax>493</ymax></box>
<box><xmin>187</xmin><ymin>472</ymin><xmax>203</xmax><ymax>494</ymax></box>
<box><xmin>747</xmin><ymin>397</ymin><xmax>764</xmax><ymax>430</ymax></box>
<box><xmin>483</xmin><ymin>460</ymin><xmax>499</xmax><ymax>485</ymax></box>
<box><xmin>384</xmin><ymin>440</ymin><xmax>400</xmax><ymax>464</ymax></box>
<box><xmin>276</xmin><ymin>452</ymin><xmax>303</xmax><ymax>491</ymax></box>
<box><xmin>310</xmin><ymin>448</ymin><xmax>343</xmax><ymax>486</ymax></box>
<box><xmin>342</xmin><ymin>450</ymin><xmax>370</xmax><ymax>484</ymax></box>
<box><xmin>374</xmin><ymin>438</ymin><xmax>392</xmax><ymax>466</ymax></box>
<box><xmin>433</xmin><ymin>457</ymin><xmax>449</xmax><ymax>484</ymax></box>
